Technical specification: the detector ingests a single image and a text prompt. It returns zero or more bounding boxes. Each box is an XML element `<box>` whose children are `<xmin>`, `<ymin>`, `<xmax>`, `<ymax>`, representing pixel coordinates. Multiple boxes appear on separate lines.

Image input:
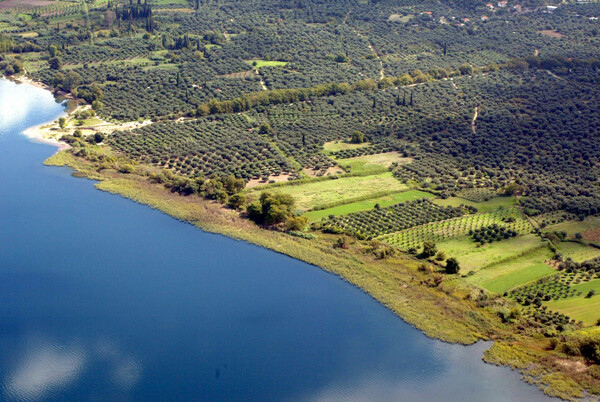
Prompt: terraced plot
<box><xmin>337</xmin><ymin>152</ymin><xmax>412</xmax><ymax>175</ymax></box>
<box><xmin>466</xmin><ymin>247</ymin><xmax>555</xmax><ymax>294</ymax></box>
<box><xmin>557</xmin><ymin>242</ymin><xmax>600</xmax><ymax>263</ymax></box>
<box><xmin>269</xmin><ymin>172</ymin><xmax>408</xmax><ymax>211</ymax></box>
<box><xmin>304</xmin><ymin>190</ymin><xmax>434</xmax><ymax>222</ymax></box>
<box><xmin>380</xmin><ymin>207</ymin><xmax>532</xmax><ymax>251</ymax></box>
<box><xmin>544</xmin><ymin>280</ymin><xmax>600</xmax><ymax>326</ymax></box>
<box><xmin>433</xmin><ymin>196</ymin><xmax>517</xmax><ymax>214</ymax></box>
<box><xmin>436</xmin><ymin>234</ymin><xmax>547</xmax><ymax>274</ymax></box>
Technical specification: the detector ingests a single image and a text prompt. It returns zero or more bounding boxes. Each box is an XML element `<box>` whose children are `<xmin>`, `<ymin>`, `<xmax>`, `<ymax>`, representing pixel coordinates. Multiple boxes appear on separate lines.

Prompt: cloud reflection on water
<box><xmin>2</xmin><ymin>336</ymin><xmax>142</xmax><ymax>401</ymax></box>
<box><xmin>4</xmin><ymin>340</ymin><xmax>86</xmax><ymax>401</ymax></box>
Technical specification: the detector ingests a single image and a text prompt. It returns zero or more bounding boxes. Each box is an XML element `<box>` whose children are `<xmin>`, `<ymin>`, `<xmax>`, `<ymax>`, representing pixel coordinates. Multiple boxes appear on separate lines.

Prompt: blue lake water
<box><xmin>0</xmin><ymin>78</ymin><xmax>552</xmax><ymax>401</ymax></box>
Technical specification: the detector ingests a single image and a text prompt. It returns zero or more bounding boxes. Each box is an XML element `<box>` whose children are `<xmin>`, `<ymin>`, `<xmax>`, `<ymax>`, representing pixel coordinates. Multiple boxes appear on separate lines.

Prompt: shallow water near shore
<box><xmin>0</xmin><ymin>78</ymin><xmax>553</xmax><ymax>401</ymax></box>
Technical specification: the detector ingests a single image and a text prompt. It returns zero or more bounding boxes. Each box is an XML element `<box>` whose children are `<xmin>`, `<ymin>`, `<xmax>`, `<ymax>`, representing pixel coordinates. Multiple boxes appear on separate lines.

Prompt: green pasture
<box><xmin>380</xmin><ymin>207</ymin><xmax>532</xmax><ymax>251</ymax></box>
<box><xmin>304</xmin><ymin>190</ymin><xmax>434</xmax><ymax>222</ymax></box>
<box><xmin>436</xmin><ymin>234</ymin><xmax>546</xmax><ymax>274</ymax></box>
<box><xmin>546</xmin><ymin>216</ymin><xmax>600</xmax><ymax>238</ymax></box>
<box><xmin>466</xmin><ymin>247</ymin><xmax>555</xmax><ymax>293</ymax></box>
<box><xmin>269</xmin><ymin>172</ymin><xmax>408</xmax><ymax>211</ymax></box>
<box><xmin>480</xmin><ymin>263</ymin><xmax>555</xmax><ymax>294</ymax></box>
<box><xmin>434</xmin><ymin>196</ymin><xmax>516</xmax><ymax>213</ymax></box>
<box><xmin>245</xmin><ymin>59</ymin><xmax>288</xmax><ymax>68</ymax></box>
<box><xmin>557</xmin><ymin>242</ymin><xmax>600</xmax><ymax>263</ymax></box>
<box><xmin>545</xmin><ymin>281</ymin><xmax>600</xmax><ymax>326</ymax></box>
<box><xmin>337</xmin><ymin>152</ymin><xmax>412</xmax><ymax>175</ymax></box>
<box><xmin>323</xmin><ymin>140</ymin><xmax>370</xmax><ymax>155</ymax></box>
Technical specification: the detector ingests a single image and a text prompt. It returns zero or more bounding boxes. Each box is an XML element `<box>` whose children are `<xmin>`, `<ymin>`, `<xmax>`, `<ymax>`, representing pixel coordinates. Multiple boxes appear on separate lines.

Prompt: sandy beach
<box><xmin>10</xmin><ymin>75</ymin><xmax>71</xmax><ymax>152</ymax></box>
<box><xmin>22</xmin><ymin>122</ymin><xmax>71</xmax><ymax>152</ymax></box>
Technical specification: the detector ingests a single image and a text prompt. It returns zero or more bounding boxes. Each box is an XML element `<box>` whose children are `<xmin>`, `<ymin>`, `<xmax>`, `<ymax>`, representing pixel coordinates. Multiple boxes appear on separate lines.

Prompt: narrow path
<box><xmin>254</xmin><ymin>67</ymin><xmax>268</xmax><ymax>91</ymax></box>
<box><xmin>343</xmin><ymin>11</ymin><xmax>384</xmax><ymax>80</ymax></box>
<box><xmin>471</xmin><ymin>106</ymin><xmax>479</xmax><ymax>134</ymax></box>
<box><xmin>545</xmin><ymin>69</ymin><xmax>564</xmax><ymax>81</ymax></box>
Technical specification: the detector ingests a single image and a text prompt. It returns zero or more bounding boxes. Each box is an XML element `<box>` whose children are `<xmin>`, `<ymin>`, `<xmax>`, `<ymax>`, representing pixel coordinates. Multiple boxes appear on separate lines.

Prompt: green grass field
<box><xmin>466</xmin><ymin>247</ymin><xmax>555</xmax><ymax>293</ymax></box>
<box><xmin>304</xmin><ymin>190</ymin><xmax>434</xmax><ymax>222</ymax></box>
<box><xmin>480</xmin><ymin>263</ymin><xmax>555</xmax><ymax>294</ymax></box>
<box><xmin>337</xmin><ymin>152</ymin><xmax>412</xmax><ymax>175</ymax></box>
<box><xmin>269</xmin><ymin>172</ymin><xmax>408</xmax><ymax>211</ymax></box>
<box><xmin>545</xmin><ymin>281</ymin><xmax>600</xmax><ymax>326</ymax></box>
<box><xmin>434</xmin><ymin>196</ymin><xmax>517</xmax><ymax>213</ymax></box>
<box><xmin>571</xmin><ymin>279</ymin><xmax>600</xmax><ymax>297</ymax></box>
<box><xmin>546</xmin><ymin>216</ymin><xmax>600</xmax><ymax>238</ymax></box>
<box><xmin>437</xmin><ymin>234</ymin><xmax>546</xmax><ymax>274</ymax></box>
<box><xmin>380</xmin><ymin>207</ymin><xmax>532</xmax><ymax>251</ymax></box>
<box><xmin>323</xmin><ymin>141</ymin><xmax>370</xmax><ymax>155</ymax></box>
<box><xmin>245</xmin><ymin>59</ymin><xmax>288</xmax><ymax>68</ymax></box>
<box><xmin>68</xmin><ymin>117</ymin><xmax>104</xmax><ymax>127</ymax></box>
<box><xmin>557</xmin><ymin>242</ymin><xmax>600</xmax><ymax>263</ymax></box>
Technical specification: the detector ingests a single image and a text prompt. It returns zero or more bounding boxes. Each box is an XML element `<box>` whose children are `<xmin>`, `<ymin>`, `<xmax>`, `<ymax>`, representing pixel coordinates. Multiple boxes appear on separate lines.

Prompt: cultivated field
<box><xmin>267</xmin><ymin>172</ymin><xmax>408</xmax><ymax>211</ymax></box>
<box><xmin>337</xmin><ymin>152</ymin><xmax>412</xmax><ymax>175</ymax></box>
<box><xmin>466</xmin><ymin>247</ymin><xmax>555</xmax><ymax>294</ymax></box>
<box><xmin>380</xmin><ymin>207</ymin><xmax>532</xmax><ymax>251</ymax></box>
<box><xmin>304</xmin><ymin>189</ymin><xmax>434</xmax><ymax>222</ymax></box>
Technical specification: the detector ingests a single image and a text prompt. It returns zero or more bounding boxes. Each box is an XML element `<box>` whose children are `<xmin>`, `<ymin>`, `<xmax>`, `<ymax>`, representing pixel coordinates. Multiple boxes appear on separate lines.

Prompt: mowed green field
<box><xmin>437</xmin><ymin>234</ymin><xmax>546</xmax><ymax>274</ymax></box>
<box><xmin>323</xmin><ymin>141</ymin><xmax>370</xmax><ymax>155</ymax></box>
<box><xmin>270</xmin><ymin>172</ymin><xmax>408</xmax><ymax>211</ymax></box>
<box><xmin>466</xmin><ymin>247</ymin><xmax>555</xmax><ymax>293</ymax></box>
<box><xmin>245</xmin><ymin>60</ymin><xmax>288</xmax><ymax>68</ymax></box>
<box><xmin>557</xmin><ymin>242</ymin><xmax>600</xmax><ymax>263</ymax></box>
<box><xmin>545</xmin><ymin>280</ymin><xmax>600</xmax><ymax>326</ymax></box>
<box><xmin>545</xmin><ymin>216</ymin><xmax>600</xmax><ymax>238</ymax></box>
<box><xmin>337</xmin><ymin>152</ymin><xmax>412</xmax><ymax>175</ymax></box>
<box><xmin>433</xmin><ymin>196</ymin><xmax>517</xmax><ymax>213</ymax></box>
<box><xmin>304</xmin><ymin>190</ymin><xmax>434</xmax><ymax>222</ymax></box>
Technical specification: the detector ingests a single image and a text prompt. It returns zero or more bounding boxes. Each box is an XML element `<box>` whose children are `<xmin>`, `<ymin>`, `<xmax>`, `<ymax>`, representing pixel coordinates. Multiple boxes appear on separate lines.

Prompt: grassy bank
<box><xmin>45</xmin><ymin>149</ymin><xmax>599</xmax><ymax>400</ymax></box>
<box><xmin>46</xmin><ymin>151</ymin><xmax>495</xmax><ymax>344</ymax></box>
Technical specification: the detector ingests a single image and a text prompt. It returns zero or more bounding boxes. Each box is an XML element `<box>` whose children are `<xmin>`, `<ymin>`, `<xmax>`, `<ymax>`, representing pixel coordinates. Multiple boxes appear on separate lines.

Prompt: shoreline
<box><xmin>13</xmin><ymin>77</ymin><xmax>593</xmax><ymax>401</ymax></box>
<box><xmin>13</xmin><ymin>75</ymin><xmax>86</xmax><ymax>153</ymax></box>
<box><xmin>22</xmin><ymin>122</ymin><xmax>71</xmax><ymax>152</ymax></box>
<box><xmin>8</xmin><ymin>76</ymin><xmax>71</xmax><ymax>152</ymax></box>
<box><xmin>45</xmin><ymin>149</ymin><xmax>587</xmax><ymax>400</ymax></box>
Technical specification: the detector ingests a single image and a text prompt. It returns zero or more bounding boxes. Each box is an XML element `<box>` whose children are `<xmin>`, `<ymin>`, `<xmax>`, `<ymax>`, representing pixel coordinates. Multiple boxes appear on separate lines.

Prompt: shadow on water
<box><xmin>0</xmin><ymin>79</ymin><xmax>553</xmax><ymax>401</ymax></box>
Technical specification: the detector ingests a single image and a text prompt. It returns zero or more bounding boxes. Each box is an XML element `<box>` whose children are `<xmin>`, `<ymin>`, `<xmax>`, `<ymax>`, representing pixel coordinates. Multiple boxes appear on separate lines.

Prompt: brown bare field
<box><xmin>246</xmin><ymin>174</ymin><xmax>292</xmax><ymax>188</ymax></box>
<box><xmin>302</xmin><ymin>166</ymin><xmax>344</xmax><ymax>178</ymax></box>
<box><xmin>582</xmin><ymin>227</ymin><xmax>600</xmax><ymax>245</ymax></box>
<box><xmin>539</xmin><ymin>30</ymin><xmax>563</xmax><ymax>38</ymax></box>
<box><xmin>218</xmin><ymin>70</ymin><xmax>256</xmax><ymax>79</ymax></box>
<box><xmin>0</xmin><ymin>0</ymin><xmax>54</xmax><ymax>10</ymax></box>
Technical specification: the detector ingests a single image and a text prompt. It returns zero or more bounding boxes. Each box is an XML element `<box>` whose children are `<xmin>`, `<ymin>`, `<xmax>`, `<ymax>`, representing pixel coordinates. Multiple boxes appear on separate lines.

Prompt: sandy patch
<box><xmin>539</xmin><ymin>30</ymin><xmax>563</xmax><ymax>38</ymax></box>
<box><xmin>582</xmin><ymin>227</ymin><xmax>600</xmax><ymax>245</ymax></box>
<box><xmin>303</xmin><ymin>166</ymin><xmax>343</xmax><ymax>178</ymax></box>
<box><xmin>246</xmin><ymin>174</ymin><xmax>292</xmax><ymax>188</ymax></box>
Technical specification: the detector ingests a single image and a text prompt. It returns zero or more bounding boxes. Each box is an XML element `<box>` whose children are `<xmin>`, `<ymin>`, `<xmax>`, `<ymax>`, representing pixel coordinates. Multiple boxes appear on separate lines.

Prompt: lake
<box><xmin>0</xmin><ymin>79</ymin><xmax>551</xmax><ymax>401</ymax></box>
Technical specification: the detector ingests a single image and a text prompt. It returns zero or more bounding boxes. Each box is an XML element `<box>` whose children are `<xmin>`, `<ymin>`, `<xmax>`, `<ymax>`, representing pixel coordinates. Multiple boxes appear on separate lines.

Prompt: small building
<box><xmin>463</xmin><ymin>17</ymin><xmax>470</xmax><ymax>22</ymax></box>
<box><xmin>498</xmin><ymin>1</ymin><xmax>508</xmax><ymax>8</ymax></box>
<box><xmin>514</xmin><ymin>4</ymin><xmax>521</xmax><ymax>12</ymax></box>
<box><xmin>486</xmin><ymin>3</ymin><xmax>494</xmax><ymax>9</ymax></box>
<box><xmin>481</xmin><ymin>16</ymin><xmax>489</xmax><ymax>21</ymax></box>
<box><xmin>546</xmin><ymin>5</ymin><xmax>558</xmax><ymax>12</ymax></box>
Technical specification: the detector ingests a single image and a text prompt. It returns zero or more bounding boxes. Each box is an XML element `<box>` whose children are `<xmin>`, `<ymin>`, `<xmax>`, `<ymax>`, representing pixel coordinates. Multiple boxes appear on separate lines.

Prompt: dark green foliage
<box><xmin>445</xmin><ymin>257</ymin><xmax>460</xmax><ymax>274</ymax></box>
<box><xmin>247</xmin><ymin>192</ymin><xmax>296</xmax><ymax>226</ymax></box>
<box><xmin>350</xmin><ymin>131</ymin><xmax>365</xmax><ymax>144</ymax></box>
<box><xmin>470</xmin><ymin>224</ymin><xmax>517</xmax><ymax>245</ymax></box>
<box><xmin>109</xmin><ymin>115</ymin><xmax>295</xmax><ymax>180</ymax></box>
<box><xmin>421</xmin><ymin>241</ymin><xmax>437</xmax><ymax>258</ymax></box>
<box><xmin>321</xmin><ymin>199</ymin><xmax>465</xmax><ymax>239</ymax></box>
